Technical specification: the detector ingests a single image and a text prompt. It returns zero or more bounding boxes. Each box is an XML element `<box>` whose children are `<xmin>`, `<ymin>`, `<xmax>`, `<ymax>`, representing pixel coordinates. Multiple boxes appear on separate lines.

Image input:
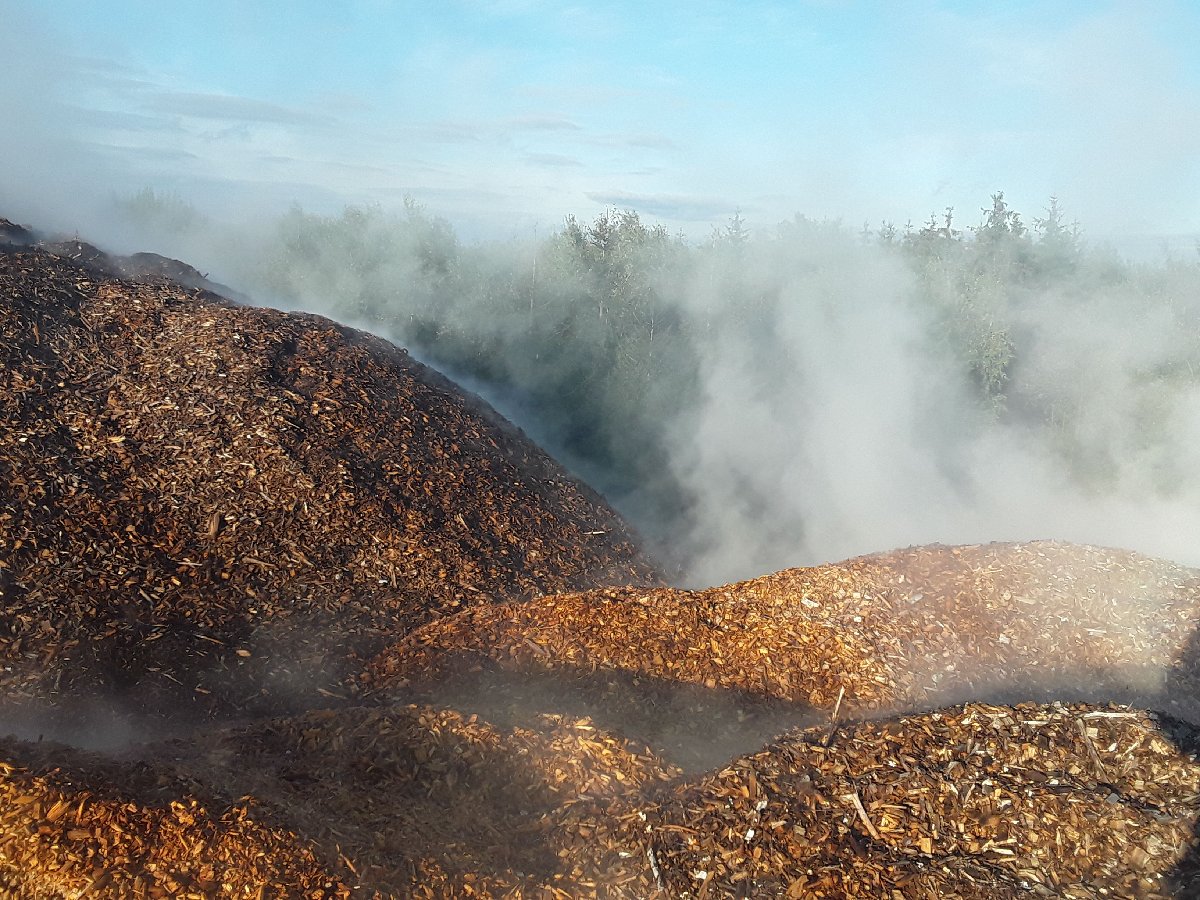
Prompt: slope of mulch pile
<box><xmin>0</xmin><ymin>703</ymin><xmax>680</xmax><ymax>898</ymax></box>
<box><xmin>0</xmin><ymin>218</ymin><xmax>34</xmax><ymax>247</ymax></box>
<box><xmin>2</xmin><ymin>699</ymin><xmax>1198</xmax><ymax>898</ymax></box>
<box><xmin>363</xmin><ymin>541</ymin><xmax>1200</xmax><ymax>725</ymax></box>
<box><xmin>0</xmin><ymin>740</ymin><xmax>347</xmax><ymax>898</ymax></box>
<box><xmin>568</xmin><ymin>700</ymin><xmax>1200</xmax><ymax>898</ymax></box>
<box><xmin>0</xmin><ymin>236</ymin><xmax>660</xmax><ymax>733</ymax></box>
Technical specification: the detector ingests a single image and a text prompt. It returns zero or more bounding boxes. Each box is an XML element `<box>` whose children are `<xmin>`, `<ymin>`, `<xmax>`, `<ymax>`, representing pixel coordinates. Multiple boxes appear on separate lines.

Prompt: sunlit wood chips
<box><xmin>365</xmin><ymin>541</ymin><xmax>1200</xmax><ymax>723</ymax></box>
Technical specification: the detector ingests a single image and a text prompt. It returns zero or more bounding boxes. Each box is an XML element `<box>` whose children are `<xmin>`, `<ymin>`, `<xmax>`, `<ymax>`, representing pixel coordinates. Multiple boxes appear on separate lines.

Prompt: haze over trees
<box><xmin>114</xmin><ymin>191</ymin><xmax>1200</xmax><ymax>582</ymax></box>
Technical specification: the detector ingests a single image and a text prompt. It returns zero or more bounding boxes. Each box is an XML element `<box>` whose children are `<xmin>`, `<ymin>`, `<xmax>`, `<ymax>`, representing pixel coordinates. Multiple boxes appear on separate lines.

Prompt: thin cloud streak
<box><xmin>585</xmin><ymin>190</ymin><xmax>735</xmax><ymax>221</ymax></box>
<box><xmin>525</xmin><ymin>153</ymin><xmax>583</xmax><ymax>168</ymax></box>
<box><xmin>140</xmin><ymin>91</ymin><xmax>334</xmax><ymax>127</ymax></box>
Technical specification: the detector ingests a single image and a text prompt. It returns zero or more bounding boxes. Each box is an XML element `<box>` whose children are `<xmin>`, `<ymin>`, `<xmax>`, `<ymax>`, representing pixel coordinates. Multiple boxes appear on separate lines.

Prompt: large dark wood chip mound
<box><xmin>0</xmin><ymin>240</ymin><xmax>660</xmax><ymax>733</ymax></box>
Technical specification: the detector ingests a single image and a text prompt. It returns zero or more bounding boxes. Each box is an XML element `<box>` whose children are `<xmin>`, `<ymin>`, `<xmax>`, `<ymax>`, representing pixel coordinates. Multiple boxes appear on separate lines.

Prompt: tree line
<box><xmin>117</xmin><ymin>189</ymin><xmax>1200</xmax><ymax>572</ymax></box>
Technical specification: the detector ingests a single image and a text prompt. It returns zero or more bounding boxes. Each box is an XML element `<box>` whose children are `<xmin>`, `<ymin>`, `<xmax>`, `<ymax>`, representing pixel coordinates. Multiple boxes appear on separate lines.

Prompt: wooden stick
<box><xmin>1075</xmin><ymin>717</ymin><xmax>1109</xmax><ymax>781</ymax></box>
<box><xmin>647</xmin><ymin>844</ymin><xmax>667</xmax><ymax>894</ymax></box>
<box><xmin>844</xmin><ymin>790</ymin><xmax>880</xmax><ymax>841</ymax></box>
<box><xmin>824</xmin><ymin>686</ymin><xmax>845</xmax><ymax>747</ymax></box>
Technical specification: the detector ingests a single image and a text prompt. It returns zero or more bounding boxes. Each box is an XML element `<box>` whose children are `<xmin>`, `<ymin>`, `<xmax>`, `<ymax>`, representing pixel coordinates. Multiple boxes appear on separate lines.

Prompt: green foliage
<box><xmin>114</xmin><ymin>187</ymin><xmax>205</xmax><ymax>235</ymax></box>
<box><xmin>894</xmin><ymin>193</ymin><xmax>1096</xmax><ymax>410</ymax></box>
<box><xmin>258</xmin><ymin>200</ymin><xmax>461</xmax><ymax>325</ymax></box>
<box><xmin>508</xmin><ymin>210</ymin><xmax>696</xmax><ymax>505</ymax></box>
<box><xmin>974</xmin><ymin>192</ymin><xmax>1027</xmax><ymax>242</ymax></box>
<box><xmin>1031</xmin><ymin>196</ymin><xmax>1082</xmax><ymax>277</ymax></box>
<box><xmin>230</xmin><ymin>191</ymin><xmax>1197</xmax><ymax>568</ymax></box>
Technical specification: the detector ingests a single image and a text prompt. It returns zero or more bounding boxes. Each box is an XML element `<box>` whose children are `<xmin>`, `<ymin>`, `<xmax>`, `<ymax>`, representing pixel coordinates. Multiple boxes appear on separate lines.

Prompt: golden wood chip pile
<box><xmin>365</xmin><ymin>541</ymin><xmax>1200</xmax><ymax>722</ymax></box>
<box><xmin>0</xmin><ymin>237</ymin><xmax>660</xmax><ymax>730</ymax></box>
<box><xmin>564</xmin><ymin>701</ymin><xmax>1200</xmax><ymax>898</ymax></box>
<box><xmin>2</xmin><ymin>700</ymin><xmax>1198</xmax><ymax>897</ymax></box>
<box><xmin>0</xmin><ymin>741</ymin><xmax>345</xmax><ymax>898</ymax></box>
<box><xmin>143</xmin><ymin>705</ymin><xmax>679</xmax><ymax>896</ymax></box>
<box><xmin>0</xmin><ymin>703</ymin><xmax>681</xmax><ymax>898</ymax></box>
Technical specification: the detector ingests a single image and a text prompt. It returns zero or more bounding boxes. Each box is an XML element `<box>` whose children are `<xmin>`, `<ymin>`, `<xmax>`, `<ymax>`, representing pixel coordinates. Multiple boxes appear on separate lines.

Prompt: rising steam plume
<box><xmin>75</xmin><ymin>195</ymin><xmax>1200</xmax><ymax>587</ymax></box>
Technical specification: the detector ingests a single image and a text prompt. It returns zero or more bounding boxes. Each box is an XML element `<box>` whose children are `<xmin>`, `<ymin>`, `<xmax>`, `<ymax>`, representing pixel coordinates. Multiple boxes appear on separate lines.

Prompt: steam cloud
<box><xmin>73</xmin><ymin>199</ymin><xmax>1194</xmax><ymax>589</ymax></box>
<box><xmin>670</xmin><ymin>226</ymin><xmax>1200</xmax><ymax>584</ymax></box>
<box><xmin>4</xmin><ymin>1</ymin><xmax>1200</xmax><ymax>588</ymax></box>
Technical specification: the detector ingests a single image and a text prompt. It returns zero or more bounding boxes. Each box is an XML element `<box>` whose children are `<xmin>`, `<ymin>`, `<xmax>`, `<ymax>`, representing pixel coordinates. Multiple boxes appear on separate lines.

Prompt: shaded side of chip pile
<box><xmin>0</xmin><ymin>236</ymin><xmax>660</xmax><ymax>732</ymax></box>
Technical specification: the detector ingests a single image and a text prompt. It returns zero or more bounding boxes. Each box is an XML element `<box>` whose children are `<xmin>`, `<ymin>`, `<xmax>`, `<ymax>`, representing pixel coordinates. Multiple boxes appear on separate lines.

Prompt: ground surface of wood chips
<box><xmin>3</xmin><ymin>700</ymin><xmax>1199</xmax><ymax>897</ymax></box>
<box><xmin>5</xmin><ymin>227</ymin><xmax>1200</xmax><ymax>898</ymax></box>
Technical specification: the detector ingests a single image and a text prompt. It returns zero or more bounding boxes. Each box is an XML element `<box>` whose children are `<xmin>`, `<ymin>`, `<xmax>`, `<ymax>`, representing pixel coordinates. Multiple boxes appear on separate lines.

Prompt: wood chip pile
<box><xmin>0</xmin><ymin>743</ymin><xmax>344</xmax><ymax>898</ymax></box>
<box><xmin>0</xmin><ymin>218</ymin><xmax>34</xmax><ymax>247</ymax></box>
<box><xmin>3</xmin><ymin>700</ymin><xmax>1198</xmax><ymax>897</ymax></box>
<box><xmin>5</xmin><ymin>224</ymin><xmax>1200</xmax><ymax>897</ymax></box>
<box><xmin>0</xmin><ymin>238</ymin><xmax>659</xmax><ymax>734</ymax></box>
<box><xmin>364</xmin><ymin>542</ymin><xmax>1200</xmax><ymax>723</ymax></box>
<box><xmin>561</xmin><ymin>701</ymin><xmax>1200</xmax><ymax>898</ymax></box>
<box><xmin>0</xmin><ymin>702</ymin><xmax>680</xmax><ymax>898</ymax></box>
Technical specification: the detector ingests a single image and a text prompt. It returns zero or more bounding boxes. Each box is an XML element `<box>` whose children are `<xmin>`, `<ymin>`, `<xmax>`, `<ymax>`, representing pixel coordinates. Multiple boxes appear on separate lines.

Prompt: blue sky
<box><xmin>2</xmin><ymin>0</ymin><xmax>1199</xmax><ymax>242</ymax></box>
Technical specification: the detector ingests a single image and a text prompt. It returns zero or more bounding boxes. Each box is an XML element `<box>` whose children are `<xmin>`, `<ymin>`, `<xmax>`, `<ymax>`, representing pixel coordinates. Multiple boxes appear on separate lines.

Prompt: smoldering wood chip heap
<box><xmin>3</xmin><ymin>221</ymin><xmax>1200</xmax><ymax>898</ymax></box>
<box><xmin>4</xmin><ymin>699</ymin><xmax>1200</xmax><ymax>897</ymax></box>
<box><xmin>0</xmin><ymin>231</ymin><xmax>659</xmax><ymax>735</ymax></box>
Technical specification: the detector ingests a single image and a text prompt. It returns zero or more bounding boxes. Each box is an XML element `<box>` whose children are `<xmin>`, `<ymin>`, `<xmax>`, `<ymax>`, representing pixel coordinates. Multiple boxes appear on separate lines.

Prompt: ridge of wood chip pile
<box><xmin>364</xmin><ymin>541</ymin><xmax>1200</xmax><ymax>723</ymax></box>
<box><xmin>5</xmin><ymin>220</ymin><xmax>1200</xmax><ymax>897</ymax></box>
<box><xmin>0</xmin><ymin>235</ymin><xmax>659</xmax><ymax>732</ymax></box>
